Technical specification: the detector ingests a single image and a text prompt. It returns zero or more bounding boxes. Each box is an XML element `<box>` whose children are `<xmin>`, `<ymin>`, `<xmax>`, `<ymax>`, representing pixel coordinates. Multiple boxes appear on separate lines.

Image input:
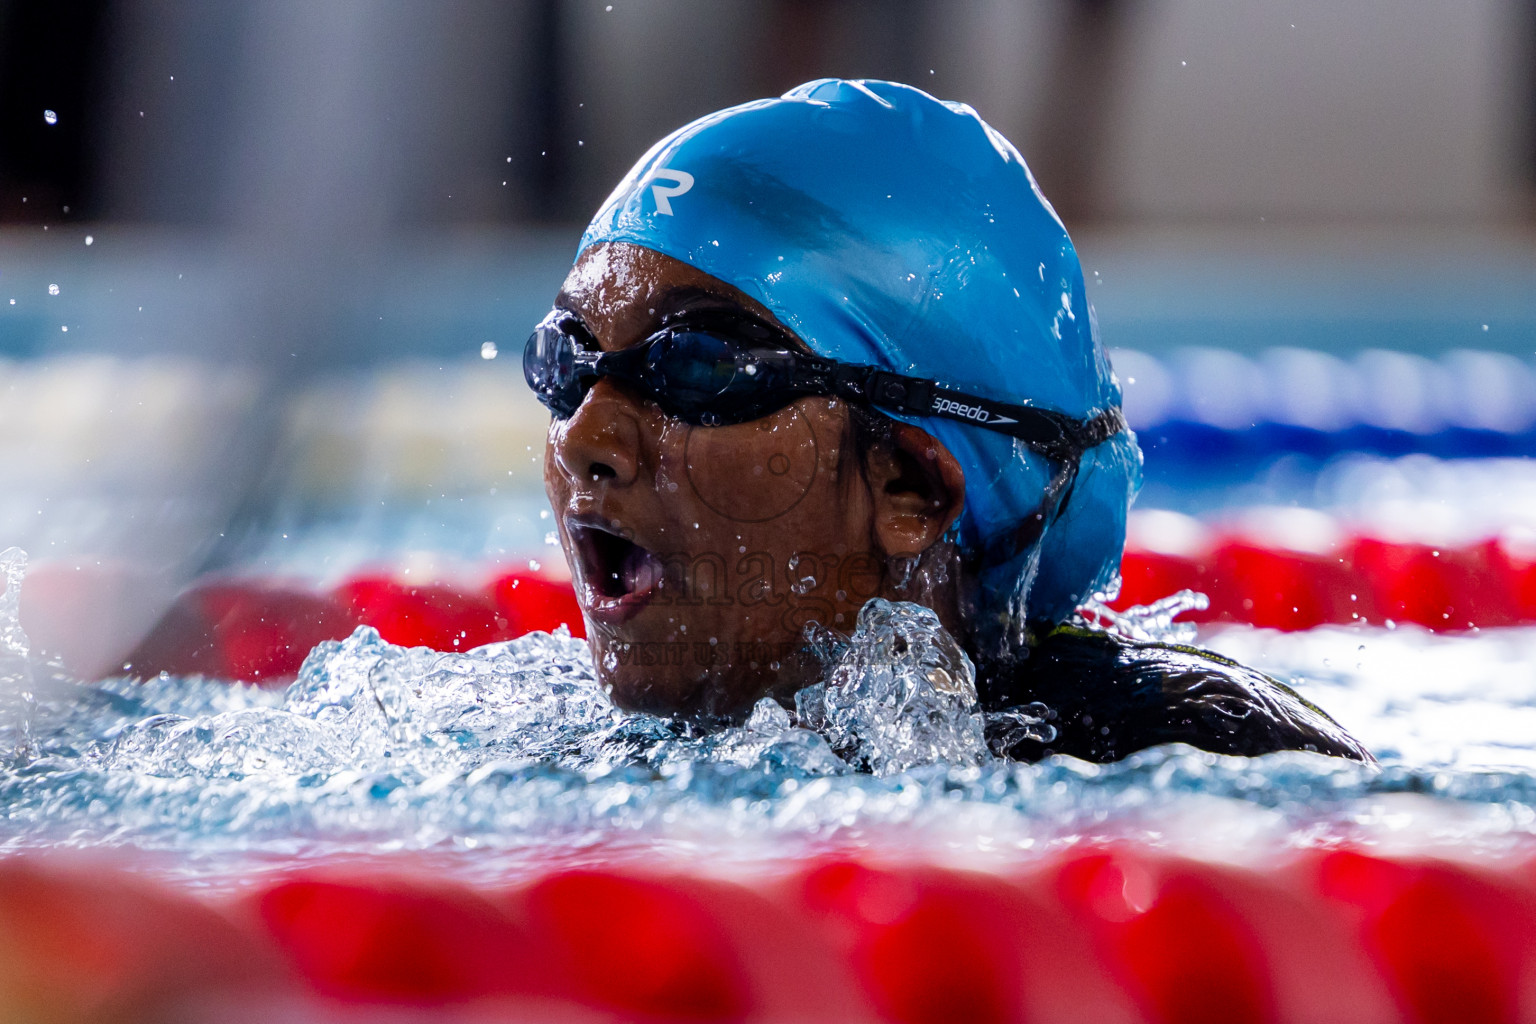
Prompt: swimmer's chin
<box><xmin>599</xmin><ymin>664</ymin><xmax>729</xmax><ymax>720</ymax></box>
<box><xmin>593</xmin><ymin>638</ymin><xmax>815</xmax><ymax>722</ymax></box>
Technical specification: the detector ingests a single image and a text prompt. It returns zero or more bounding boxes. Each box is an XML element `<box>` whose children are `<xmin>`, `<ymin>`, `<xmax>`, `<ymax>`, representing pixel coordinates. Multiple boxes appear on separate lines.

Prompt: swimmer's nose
<box><xmin>552</xmin><ymin>380</ymin><xmax>642</xmax><ymax>487</ymax></box>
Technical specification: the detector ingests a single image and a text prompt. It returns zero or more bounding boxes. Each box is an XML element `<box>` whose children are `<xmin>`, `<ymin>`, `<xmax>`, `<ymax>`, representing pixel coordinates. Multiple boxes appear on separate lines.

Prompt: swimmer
<box><xmin>528</xmin><ymin>79</ymin><xmax>1369</xmax><ymax>763</ymax></box>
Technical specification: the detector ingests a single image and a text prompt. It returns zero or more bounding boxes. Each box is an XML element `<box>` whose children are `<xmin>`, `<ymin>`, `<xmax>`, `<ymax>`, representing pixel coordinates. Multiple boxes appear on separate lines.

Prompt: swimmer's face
<box><xmin>544</xmin><ymin>242</ymin><xmax>964</xmax><ymax>719</ymax></box>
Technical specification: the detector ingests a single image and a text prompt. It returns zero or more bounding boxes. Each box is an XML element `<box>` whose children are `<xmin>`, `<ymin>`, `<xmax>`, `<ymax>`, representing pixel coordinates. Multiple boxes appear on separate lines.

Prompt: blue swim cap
<box><xmin>578</xmin><ymin>79</ymin><xmax>1141</xmax><ymax>639</ymax></box>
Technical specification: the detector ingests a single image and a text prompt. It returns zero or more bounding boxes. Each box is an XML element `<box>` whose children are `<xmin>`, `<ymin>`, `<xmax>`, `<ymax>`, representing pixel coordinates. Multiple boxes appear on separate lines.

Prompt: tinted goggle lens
<box><xmin>524</xmin><ymin>321</ymin><xmax>797</xmax><ymax>425</ymax></box>
<box><xmin>646</xmin><ymin>330</ymin><xmax>742</xmax><ymax>405</ymax></box>
<box><xmin>648</xmin><ymin>331</ymin><xmax>797</xmax><ymax>423</ymax></box>
<box><xmin>523</xmin><ymin>322</ymin><xmax>583</xmax><ymax>418</ymax></box>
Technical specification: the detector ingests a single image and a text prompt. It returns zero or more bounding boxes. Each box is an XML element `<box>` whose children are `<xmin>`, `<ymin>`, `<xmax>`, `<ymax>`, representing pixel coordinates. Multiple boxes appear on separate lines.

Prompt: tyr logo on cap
<box><xmin>648</xmin><ymin>168</ymin><xmax>694</xmax><ymax>216</ymax></box>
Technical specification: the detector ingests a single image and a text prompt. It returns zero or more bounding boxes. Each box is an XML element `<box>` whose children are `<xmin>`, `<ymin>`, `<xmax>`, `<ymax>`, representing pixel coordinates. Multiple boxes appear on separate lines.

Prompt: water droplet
<box><xmin>42</xmin><ymin>110</ymin><xmax>57</xmax><ymax>125</ymax></box>
<box><xmin>480</xmin><ymin>341</ymin><xmax>498</xmax><ymax>360</ymax></box>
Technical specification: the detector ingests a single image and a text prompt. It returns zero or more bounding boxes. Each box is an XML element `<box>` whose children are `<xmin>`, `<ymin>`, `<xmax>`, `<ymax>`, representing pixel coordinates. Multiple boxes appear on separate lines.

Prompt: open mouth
<box><xmin>567</xmin><ymin>519</ymin><xmax>665</xmax><ymax>620</ymax></box>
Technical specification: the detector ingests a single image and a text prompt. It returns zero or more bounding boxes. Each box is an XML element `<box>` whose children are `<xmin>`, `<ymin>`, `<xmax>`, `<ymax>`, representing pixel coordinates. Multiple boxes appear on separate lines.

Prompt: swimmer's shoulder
<box><xmin>982</xmin><ymin>623</ymin><xmax>1374</xmax><ymax>765</ymax></box>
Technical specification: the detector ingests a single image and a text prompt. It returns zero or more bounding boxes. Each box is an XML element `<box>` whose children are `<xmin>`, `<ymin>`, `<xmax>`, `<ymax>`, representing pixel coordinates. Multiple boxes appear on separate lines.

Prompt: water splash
<box><xmin>797</xmin><ymin>599</ymin><xmax>990</xmax><ymax>776</ymax></box>
<box><xmin>0</xmin><ymin>602</ymin><xmax>1007</xmax><ymax>851</ymax></box>
<box><xmin>0</xmin><ymin>548</ymin><xmax>28</xmax><ymax>663</ymax></box>
<box><xmin>2</xmin><ymin>592</ymin><xmax>1536</xmax><ymax>872</ymax></box>
<box><xmin>270</xmin><ymin>602</ymin><xmax>989</xmax><ymax>782</ymax></box>
<box><xmin>985</xmin><ymin>701</ymin><xmax>1058</xmax><ymax>755</ymax></box>
<box><xmin>1074</xmin><ymin>588</ymin><xmax>1210</xmax><ymax>644</ymax></box>
<box><xmin>0</xmin><ymin>547</ymin><xmax>36</xmax><ymax>766</ymax></box>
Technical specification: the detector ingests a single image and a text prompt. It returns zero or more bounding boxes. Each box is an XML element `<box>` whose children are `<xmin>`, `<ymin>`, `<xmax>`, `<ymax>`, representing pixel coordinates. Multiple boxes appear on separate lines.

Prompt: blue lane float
<box><xmin>1113</xmin><ymin>347</ymin><xmax>1536</xmax><ymax>475</ymax></box>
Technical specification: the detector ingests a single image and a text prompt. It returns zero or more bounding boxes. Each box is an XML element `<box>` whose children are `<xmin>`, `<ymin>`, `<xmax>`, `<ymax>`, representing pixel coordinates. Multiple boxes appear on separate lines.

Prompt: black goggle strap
<box><xmin>820</xmin><ymin>362</ymin><xmax>1127</xmax><ymax>463</ymax></box>
<box><xmin>815</xmin><ymin>360</ymin><xmax>1123</xmax><ymax>572</ymax></box>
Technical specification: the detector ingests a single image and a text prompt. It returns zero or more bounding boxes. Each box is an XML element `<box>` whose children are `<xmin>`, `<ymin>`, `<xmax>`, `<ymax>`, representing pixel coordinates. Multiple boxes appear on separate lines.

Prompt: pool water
<box><xmin>6</xmin><ymin>341</ymin><xmax>1536</xmax><ymax>1019</ymax></box>
<box><xmin>5</xmin><ymin>545</ymin><xmax>1536</xmax><ymax>888</ymax></box>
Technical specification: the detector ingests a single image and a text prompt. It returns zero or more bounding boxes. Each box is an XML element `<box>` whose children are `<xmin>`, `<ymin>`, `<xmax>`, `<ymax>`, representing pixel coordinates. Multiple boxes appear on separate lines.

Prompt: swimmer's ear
<box><xmin>863</xmin><ymin>422</ymin><xmax>966</xmax><ymax>560</ymax></box>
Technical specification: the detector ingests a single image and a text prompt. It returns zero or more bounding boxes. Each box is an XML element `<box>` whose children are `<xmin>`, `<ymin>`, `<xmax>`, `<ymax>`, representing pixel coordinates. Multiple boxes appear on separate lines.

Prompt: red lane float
<box><xmin>1315</xmin><ymin>851</ymin><xmax>1536</xmax><ymax>1024</ymax></box>
<box><xmin>124</xmin><ymin>582</ymin><xmax>355</xmax><ymax>682</ymax></box>
<box><xmin>115</xmin><ymin>530</ymin><xmax>1536</xmax><ymax>685</ymax></box>
<box><xmin>4</xmin><ymin>848</ymin><xmax>1536</xmax><ymax>1023</ymax></box>
<box><xmin>0</xmin><ymin>858</ymin><xmax>296</xmax><ymax>1022</ymax></box>
<box><xmin>257</xmin><ymin>878</ymin><xmax>539</xmax><ymax>1005</ymax></box>
<box><xmin>1116</xmin><ymin>533</ymin><xmax>1536</xmax><ymax>633</ymax></box>
<box><xmin>519</xmin><ymin>871</ymin><xmax>752</xmax><ymax>1021</ymax></box>
<box><xmin>336</xmin><ymin>576</ymin><xmax>511</xmax><ymax>652</ymax></box>
<box><xmin>800</xmin><ymin>861</ymin><xmax>1026</xmax><ymax>1024</ymax></box>
<box><xmin>124</xmin><ymin>569</ymin><xmax>585</xmax><ymax>684</ymax></box>
<box><xmin>1056</xmin><ymin>853</ymin><xmax>1278</xmax><ymax>1024</ymax></box>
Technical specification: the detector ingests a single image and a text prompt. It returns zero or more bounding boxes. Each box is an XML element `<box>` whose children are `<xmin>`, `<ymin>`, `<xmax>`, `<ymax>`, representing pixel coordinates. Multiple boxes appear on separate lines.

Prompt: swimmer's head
<box><xmin>537</xmin><ymin>79</ymin><xmax>1141</xmax><ymax>717</ymax></box>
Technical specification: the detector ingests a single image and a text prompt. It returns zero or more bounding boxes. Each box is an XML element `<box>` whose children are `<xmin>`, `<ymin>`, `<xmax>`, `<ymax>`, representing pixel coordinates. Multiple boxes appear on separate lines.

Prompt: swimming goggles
<box><xmin>524</xmin><ymin>309</ymin><xmax>1126</xmax><ymax>464</ymax></box>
